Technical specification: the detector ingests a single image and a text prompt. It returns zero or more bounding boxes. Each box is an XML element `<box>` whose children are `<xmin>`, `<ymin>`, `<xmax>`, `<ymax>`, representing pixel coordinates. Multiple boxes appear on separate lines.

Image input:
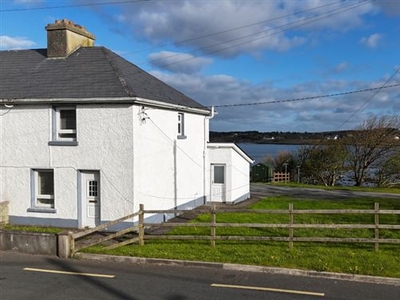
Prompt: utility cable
<box><xmin>212</xmin><ymin>83</ymin><xmax>400</xmax><ymax>108</ymax></box>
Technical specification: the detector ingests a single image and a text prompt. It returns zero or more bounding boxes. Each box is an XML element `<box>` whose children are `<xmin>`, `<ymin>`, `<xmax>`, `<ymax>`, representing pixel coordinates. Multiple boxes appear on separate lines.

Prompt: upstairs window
<box><xmin>49</xmin><ymin>106</ymin><xmax>78</xmax><ymax>146</ymax></box>
<box><xmin>57</xmin><ymin>107</ymin><xmax>76</xmax><ymax>141</ymax></box>
<box><xmin>177</xmin><ymin>112</ymin><xmax>186</xmax><ymax>139</ymax></box>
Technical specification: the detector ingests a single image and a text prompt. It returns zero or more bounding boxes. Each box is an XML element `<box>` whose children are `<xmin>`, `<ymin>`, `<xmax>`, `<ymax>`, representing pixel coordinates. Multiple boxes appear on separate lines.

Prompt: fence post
<box><xmin>374</xmin><ymin>202</ymin><xmax>379</xmax><ymax>252</ymax></box>
<box><xmin>289</xmin><ymin>203</ymin><xmax>294</xmax><ymax>249</ymax></box>
<box><xmin>139</xmin><ymin>204</ymin><xmax>145</xmax><ymax>246</ymax></box>
<box><xmin>210</xmin><ymin>205</ymin><xmax>216</xmax><ymax>247</ymax></box>
<box><xmin>70</xmin><ymin>232</ymin><xmax>75</xmax><ymax>257</ymax></box>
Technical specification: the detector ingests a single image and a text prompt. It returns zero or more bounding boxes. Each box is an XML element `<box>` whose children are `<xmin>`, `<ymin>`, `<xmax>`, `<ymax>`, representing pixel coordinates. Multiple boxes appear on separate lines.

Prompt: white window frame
<box><xmin>57</xmin><ymin>107</ymin><xmax>76</xmax><ymax>141</ymax></box>
<box><xmin>49</xmin><ymin>106</ymin><xmax>78</xmax><ymax>146</ymax></box>
<box><xmin>177</xmin><ymin>112</ymin><xmax>187</xmax><ymax>139</ymax></box>
<box><xmin>29</xmin><ymin>169</ymin><xmax>56</xmax><ymax>212</ymax></box>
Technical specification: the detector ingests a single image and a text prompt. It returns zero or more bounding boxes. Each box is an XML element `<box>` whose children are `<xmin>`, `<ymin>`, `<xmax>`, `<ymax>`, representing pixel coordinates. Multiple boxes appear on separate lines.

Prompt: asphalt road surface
<box><xmin>1</xmin><ymin>252</ymin><xmax>399</xmax><ymax>300</ymax></box>
<box><xmin>250</xmin><ymin>183</ymin><xmax>400</xmax><ymax>201</ymax></box>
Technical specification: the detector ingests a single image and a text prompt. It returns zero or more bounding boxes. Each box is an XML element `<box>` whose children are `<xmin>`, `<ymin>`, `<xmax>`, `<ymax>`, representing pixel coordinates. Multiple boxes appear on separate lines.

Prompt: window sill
<box><xmin>48</xmin><ymin>141</ymin><xmax>78</xmax><ymax>146</ymax></box>
<box><xmin>27</xmin><ymin>207</ymin><xmax>57</xmax><ymax>214</ymax></box>
<box><xmin>177</xmin><ymin>135</ymin><xmax>187</xmax><ymax>140</ymax></box>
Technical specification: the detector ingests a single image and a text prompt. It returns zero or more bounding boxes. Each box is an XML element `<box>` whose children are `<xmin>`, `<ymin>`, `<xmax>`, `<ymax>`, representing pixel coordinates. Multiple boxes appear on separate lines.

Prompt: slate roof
<box><xmin>0</xmin><ymin>46</ymin><xmax>207</xmax><ymax>111</ymax></box>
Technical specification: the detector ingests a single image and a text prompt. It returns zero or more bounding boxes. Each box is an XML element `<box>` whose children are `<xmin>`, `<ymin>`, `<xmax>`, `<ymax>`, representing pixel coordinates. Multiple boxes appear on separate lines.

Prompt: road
<box><xmin>1</xmin><ymin>252</ymin><xmax>399</xmax><ymax>300</ymax></box>
<box><xmin>250</xmin><ymin>183</ymin><xmax>400</xmax><ymax>200</ymax></box>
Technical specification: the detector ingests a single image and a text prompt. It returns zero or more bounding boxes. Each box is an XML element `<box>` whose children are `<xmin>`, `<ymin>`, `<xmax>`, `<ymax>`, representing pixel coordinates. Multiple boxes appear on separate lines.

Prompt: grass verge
<box><xmin>0</xmin><ymin>224</ymin><xmax>64</xmax><ymax>234</ymax></box>
<box><xmin>81</xmin><ymin>196</ymin><xmax>400</xmax><ymax>278</ymax></box>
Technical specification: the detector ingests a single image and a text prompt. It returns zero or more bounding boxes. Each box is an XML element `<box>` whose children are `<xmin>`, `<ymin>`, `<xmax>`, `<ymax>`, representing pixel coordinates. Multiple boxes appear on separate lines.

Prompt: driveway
<box><xmin>250</xmin><ymin>183</ymin><xmax>400</xmax><ymax>201</ymax></box>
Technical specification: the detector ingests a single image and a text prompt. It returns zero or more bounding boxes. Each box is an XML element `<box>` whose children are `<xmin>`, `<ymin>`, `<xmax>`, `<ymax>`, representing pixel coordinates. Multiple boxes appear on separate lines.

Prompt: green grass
<box><xmin>0</xmin><ymin>224</ymin><xmax>64</xmax><ymax>234</ymax></box>
<box><xmin>82</xmin><ymin>196</ymin><xmax>400</xmax><ymax>278</ymax></box>
<box><xmin>269</xmin><ymin>182</ymin><xmax>400</xmax><ymax>194</ymax></box>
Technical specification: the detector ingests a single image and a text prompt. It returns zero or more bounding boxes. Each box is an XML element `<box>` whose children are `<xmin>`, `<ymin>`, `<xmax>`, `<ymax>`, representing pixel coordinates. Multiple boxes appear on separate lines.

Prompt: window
<box><xmin>49</xmin><ymin>106</ymin><xmax>78</xmax><ymax>146</ymax></box>
<box><xmin>177</xmin><ymin>112</ymin><xmax>186</xmax><ymax>139</ymax></box>
<box><xmin>29</xmin><ymin>169</ymin><xmax>55</xmax><ymax>212</ymax></box>
<box><xmin>87</xmin><ymin>180</ymin><xmax>98</xmax><ymax>197</ymax></box>
<box><xmin>213</xmin><ymin>165</ymin><xmax>225</xmax><ymax>184</ymax></box>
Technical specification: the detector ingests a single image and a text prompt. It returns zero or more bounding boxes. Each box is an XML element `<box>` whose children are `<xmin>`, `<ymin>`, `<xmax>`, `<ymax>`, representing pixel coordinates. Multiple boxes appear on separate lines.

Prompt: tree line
<box><xmin>261</xmin><ymin>116</ymin><xmax>400</xmax><ymax>187</ymax></box>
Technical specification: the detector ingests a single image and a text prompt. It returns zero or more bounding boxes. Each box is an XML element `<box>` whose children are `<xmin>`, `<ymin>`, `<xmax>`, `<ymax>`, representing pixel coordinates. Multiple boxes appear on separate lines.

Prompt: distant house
<box><xmin>0</xmin><ymin>19</ymin><xmax>252</xmax><ymax>228</ymax></box>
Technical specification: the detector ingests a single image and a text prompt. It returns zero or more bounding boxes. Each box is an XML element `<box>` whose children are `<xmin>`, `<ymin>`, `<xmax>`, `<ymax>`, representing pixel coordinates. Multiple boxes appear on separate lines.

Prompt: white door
<box><xmin>211</xmin><ymin>164</ymin><xmax>225</xmax><ymax>202</ymax></box>
<box><xmin>81</xmin><ymin>171</ymin><xmax>100</xmax><ymax>228</ymax></box>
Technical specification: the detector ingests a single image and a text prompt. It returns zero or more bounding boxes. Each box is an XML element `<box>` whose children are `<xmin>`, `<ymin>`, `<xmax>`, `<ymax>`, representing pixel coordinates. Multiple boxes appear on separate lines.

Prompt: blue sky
<box><xmin>1</xmin><ymin>0</ymin><xmax>399</xmax><ymax>132</ymax></box>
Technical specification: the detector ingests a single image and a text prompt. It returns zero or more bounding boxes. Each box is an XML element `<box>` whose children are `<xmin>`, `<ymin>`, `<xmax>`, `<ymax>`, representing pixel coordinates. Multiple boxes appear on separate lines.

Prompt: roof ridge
<box><xmin>99</xmin><ymin>47</ymin><xmax>135</xmax><ymax>97</ymax></box>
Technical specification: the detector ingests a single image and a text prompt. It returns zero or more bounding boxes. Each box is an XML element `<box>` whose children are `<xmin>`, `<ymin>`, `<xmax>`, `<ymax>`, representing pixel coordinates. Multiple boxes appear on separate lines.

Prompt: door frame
<box><xmin>77</xmin><ymin>170</ymin><xmax>101</xmax><ymax>228</ymax></box>
<box><xmin>210</xmin><ymin>164</ymin><xmax>226</xmax><ymax>202</ymax></box>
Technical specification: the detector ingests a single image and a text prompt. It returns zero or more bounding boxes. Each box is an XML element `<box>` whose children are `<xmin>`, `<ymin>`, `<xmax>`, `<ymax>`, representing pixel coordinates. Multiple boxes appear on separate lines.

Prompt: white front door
<box><xmin>211</xmin><ymin>164</ymin><xmax>225</xmax><ymax>202</ymax></box>
<box><xmin>81</xmin><ymin>171</ymin><xmax>100</xmax><ymax>228</ymax></box>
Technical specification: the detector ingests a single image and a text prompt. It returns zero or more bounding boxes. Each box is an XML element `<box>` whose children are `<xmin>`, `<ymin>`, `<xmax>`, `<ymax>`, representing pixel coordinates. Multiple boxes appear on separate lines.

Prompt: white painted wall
<box><xmin>207</xmin><ymin>143</ymin><xmax>252</xmax><ymax>204</ymax></box>
<box><xmin>133</xmin><ymin>106</ymin><xmax>207</xmax><ymax>218</ymax></box>
<box><xmin>0</xmin><ymin>103</ymin><xmax>209</xmax><ymax>227</ymax></box>
<box><xmin>0</xmin><ymin>103</ymin><xmax>251</xmax><ymax>228</ymax></box>
<box><xmin>0</xmin><ymin>104</ymin><xmax>135</xmax><ymax>227</ymax></box>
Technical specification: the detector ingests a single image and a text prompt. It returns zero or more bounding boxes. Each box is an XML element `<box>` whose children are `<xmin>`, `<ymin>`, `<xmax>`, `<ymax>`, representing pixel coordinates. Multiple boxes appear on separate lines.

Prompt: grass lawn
<box><xmin>82</xmin><ymin>196</ymin><xmax>400</xmax><ymax>278</ymax></box>
<box><xmin>0</xmin><ymin>224</ymin><xmax>64</xmax><ymax>234</ymax></box>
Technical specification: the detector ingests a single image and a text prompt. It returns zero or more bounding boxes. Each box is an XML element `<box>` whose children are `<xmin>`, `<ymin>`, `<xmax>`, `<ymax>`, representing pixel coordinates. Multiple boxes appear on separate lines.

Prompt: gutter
<box><xmin>0</xmin><ymin>97</ymin><xmax>211</xmax><ymax>116</ymax></box>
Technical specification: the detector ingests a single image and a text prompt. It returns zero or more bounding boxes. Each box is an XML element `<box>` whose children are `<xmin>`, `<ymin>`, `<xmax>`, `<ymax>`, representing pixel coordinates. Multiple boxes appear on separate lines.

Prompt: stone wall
<box><xmin>0</xmin><ymin>230</ymin><xmax>58</xmax><ymax>255</ymax></box>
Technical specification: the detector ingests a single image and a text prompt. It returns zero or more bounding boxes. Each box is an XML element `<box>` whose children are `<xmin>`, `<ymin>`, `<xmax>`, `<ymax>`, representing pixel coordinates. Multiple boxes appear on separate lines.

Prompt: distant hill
<box><xmin>209</xmin><ymin>130</ymin><xmax>353</xmax><ymax>144</ymax></box>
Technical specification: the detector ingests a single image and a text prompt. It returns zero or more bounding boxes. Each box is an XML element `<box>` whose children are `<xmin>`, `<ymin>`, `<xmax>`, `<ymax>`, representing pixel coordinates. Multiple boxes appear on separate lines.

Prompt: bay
<box><xmin>237</xmin><ymin>143</ymin><xmax>301</xmax><ymax>163</ymax></box>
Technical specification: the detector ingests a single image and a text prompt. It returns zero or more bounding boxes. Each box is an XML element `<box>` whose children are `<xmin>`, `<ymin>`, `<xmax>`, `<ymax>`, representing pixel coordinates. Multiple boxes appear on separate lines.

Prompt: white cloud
<box><xmin>148</xmin><ymin>51</ymin><xmax>212</xmax><ymax>74</ymax></box>
<box><xmin>13</xmin><ymin>0</ymin><xmax>43</xmax><ymax>3</ymax></box>
<box><xmin>0</xmin><ymin>35</ymin><xmax>36</xmax><ymax>50</ymax></box>
<box><xmin>374</xmin><ymin>0</ymin><xmax>400</xmax><ymax>16</ymax></box>
<box><xmin>359</xmin><ymin>33</ymin><xmax>383</xmax><ymax>48</ymax></box>
<box><xmin>332</xmin><ymin>61</ymin><xmax>349</xmax><ymax>74</ymax></box>
<box><xmin>147</xmin><ymin>70</ymin><xmax>399</xmax><ymax>132</ymax></box>
<box><xmin>111</xmin><ymin>0</ymin><xmax>374</xmax><ymax>58</ymax></box>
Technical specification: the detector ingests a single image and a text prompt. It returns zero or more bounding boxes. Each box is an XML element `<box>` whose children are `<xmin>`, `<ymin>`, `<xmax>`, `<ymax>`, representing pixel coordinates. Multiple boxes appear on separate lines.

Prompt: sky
<box><xmin>0</xmin><ymin>0</ymin><xmax>399</xmax><ymax>133</ymax></box>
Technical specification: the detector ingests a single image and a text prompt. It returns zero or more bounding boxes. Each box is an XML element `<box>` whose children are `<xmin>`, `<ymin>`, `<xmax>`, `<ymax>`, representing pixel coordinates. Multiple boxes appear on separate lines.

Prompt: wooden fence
<box><xmin>273</xmin><ymin>172</ymin><xmax>290</xmax><ymax>182</ymax></box>
<box><xmin>71</xmin><ymin>203</ymin><xmax>400</xmax><ymax>255</ymax></box>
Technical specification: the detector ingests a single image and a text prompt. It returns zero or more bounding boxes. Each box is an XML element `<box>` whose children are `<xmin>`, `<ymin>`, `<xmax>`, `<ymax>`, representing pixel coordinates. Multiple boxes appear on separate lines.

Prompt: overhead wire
<box><xmin>0</xmin><ymin>0</ymin><xmax>373</xmax><ymax>96</ymax></box>
<box><xmin>211</xmin><ymin>83</ymin><xmax>400</xmax><ymax>108</ymax></box>
<box><xmin>335</xmin><ymin>66</ymin><xmax>400</xmax><ymax>130</ymax></box>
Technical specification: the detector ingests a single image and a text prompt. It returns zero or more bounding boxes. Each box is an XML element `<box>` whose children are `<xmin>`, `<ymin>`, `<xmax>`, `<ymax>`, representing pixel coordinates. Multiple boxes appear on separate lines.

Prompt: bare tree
<box><xmin>344</xmin><ymin>115</ymin><xmax>400</xmax><ymax>186</ymax></box>
<box><xmin>296</xmin><ymin>142</ymin><xmax>348</xmax><ymax>186</ymax></box>
<box><xmin>262</xmin><ymin>151</ymin><xmax>294</xmax><ymax>172</ymax></box>
<box><xmin>376</xmin><ymin>149</ymin><xmax>400</xmax><ymax>187</ymax></box>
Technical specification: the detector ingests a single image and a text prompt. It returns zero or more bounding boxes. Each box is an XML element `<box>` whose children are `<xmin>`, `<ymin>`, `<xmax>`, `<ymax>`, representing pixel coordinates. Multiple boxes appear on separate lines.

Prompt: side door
<box><xmin>210</xmin><ymin>164</ymin><xmax>226</xmax><ymax>202</ymax></box>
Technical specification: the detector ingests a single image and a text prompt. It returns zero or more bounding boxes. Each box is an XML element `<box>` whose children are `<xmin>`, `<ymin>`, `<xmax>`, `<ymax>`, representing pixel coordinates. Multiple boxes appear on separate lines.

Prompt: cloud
<box><xmin>0</xmin><ymin>35</ymin><xmax>36</xmax><ymax>50</ymax></box>
<box><xmin>13</xmin><ymin>0</ymin><xmax>43</xmax><ymax>3</ymax></box>
<box><xmin>359</xmin><ymin>33</ymin><xmax>383</xmax><ymax>48</ymax></box>
<box><xmin>332</xmin><ymin>61</ymin><xmax>349</xmax><ymax>74</ymax></box>
<box><xmin>148</xmin><ymin>51</ymin><xmax>212</xmax><ymax>74</ymax></box>
<box><xmin>374</xmin><ymin>0</ymin><xmax>400</xmax><ymax>16</ymax></box>
<box><xmin>110</xmin><ymin>0</ymin><xmax>374</xmax><ymax>58</ymax></box>
<box><xmin>148</xmin><ymin>70</ymin><xmax>399</xmax><ymax>132</ymax></box>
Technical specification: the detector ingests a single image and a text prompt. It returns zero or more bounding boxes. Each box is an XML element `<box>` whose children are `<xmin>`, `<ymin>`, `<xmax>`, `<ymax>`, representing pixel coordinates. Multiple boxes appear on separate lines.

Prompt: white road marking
<box><xmin>23</xmin><ymin>267</ymin><xmax>115</xmax><ymax>278</ymax></box>
<box><xmin>211</xmin><ymin>283</ymin><xmax>325</xmax><ymax>297</ymax></box>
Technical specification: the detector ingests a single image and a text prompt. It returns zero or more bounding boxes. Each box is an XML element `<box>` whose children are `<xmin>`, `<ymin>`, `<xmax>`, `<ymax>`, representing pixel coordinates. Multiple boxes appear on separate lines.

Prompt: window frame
<box><xmin>48</xmin><ymin>106</ymin><xmax>78</xmax><ymax>146</ymax></box>
<box><xmin>177</xmin><ymin>112</ymin><xmax>187</xmax><ymax>139</ymax></box>
<box><xmin>28</xmin><ymin>169</ymin><xmax>56</xmax><ymax>213</ymax></box>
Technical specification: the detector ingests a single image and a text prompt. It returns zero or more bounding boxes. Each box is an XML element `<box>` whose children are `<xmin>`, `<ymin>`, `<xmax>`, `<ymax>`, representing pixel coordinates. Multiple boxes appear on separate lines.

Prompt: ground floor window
<box><xmin>29</xmin><ymin>169</ymin><xmax>55</xmax><ymax>212</ymax></box>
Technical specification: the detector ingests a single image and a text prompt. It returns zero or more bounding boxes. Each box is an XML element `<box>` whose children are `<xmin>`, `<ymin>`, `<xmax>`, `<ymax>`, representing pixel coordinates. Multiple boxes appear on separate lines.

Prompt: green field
<box><xmin>83</xmin><ymin>196</ymin><xmax>400</xmax><ymax>278</ymax></box>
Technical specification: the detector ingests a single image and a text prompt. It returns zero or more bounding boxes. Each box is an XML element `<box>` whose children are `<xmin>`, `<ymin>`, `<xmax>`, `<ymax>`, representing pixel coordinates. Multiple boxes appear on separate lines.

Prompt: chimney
<box><xmin>45</xmin><ymin>19</ymin><xmax>95</xmax><ymax>58</ymax></box>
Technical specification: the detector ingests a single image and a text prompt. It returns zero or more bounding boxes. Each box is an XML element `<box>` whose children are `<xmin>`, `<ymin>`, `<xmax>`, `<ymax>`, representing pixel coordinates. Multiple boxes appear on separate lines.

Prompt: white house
<box><xmin>0</xmin><ymin>20</ymin><xmax>252</xmax><ymax>228</ymax></box>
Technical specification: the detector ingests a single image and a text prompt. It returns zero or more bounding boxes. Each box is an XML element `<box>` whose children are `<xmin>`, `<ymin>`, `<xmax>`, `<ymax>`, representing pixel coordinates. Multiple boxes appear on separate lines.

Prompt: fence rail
<box><xmin>273</xmin><ymin>172</ymin><xmax>290</xmax><ymax>182</ymax></box>
<box><xmin>71</xmin><ymin>203</ymin><xmax>400</xmax><ymax>254</ymax></box>
<box><xmin>141</xmin><ymin>203</ymin><xmax>400</xmax><ymax>251</ymax></box>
